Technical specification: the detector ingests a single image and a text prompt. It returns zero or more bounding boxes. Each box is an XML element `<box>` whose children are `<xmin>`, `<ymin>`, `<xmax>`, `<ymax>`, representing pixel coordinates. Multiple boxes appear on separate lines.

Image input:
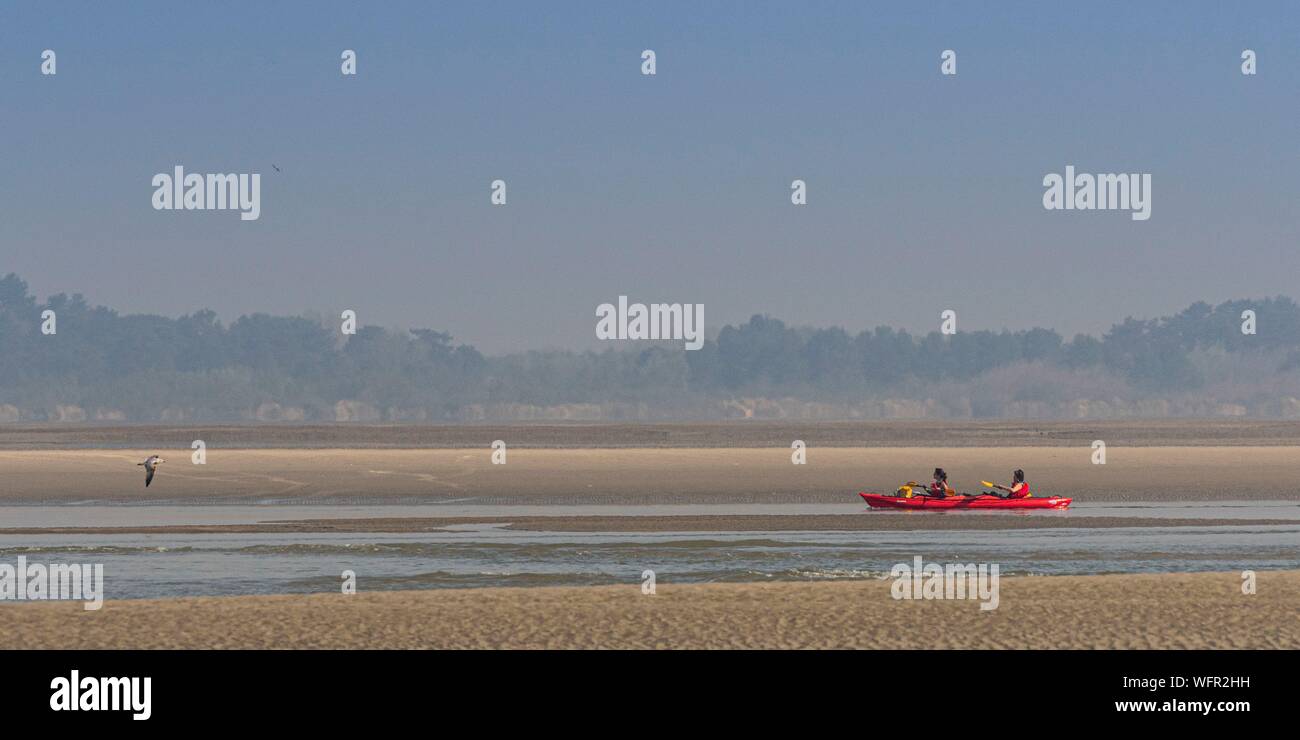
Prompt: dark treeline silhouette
<box><xmin>3</xmin><ymin>273</ymin><xmax>1299</xmax><ymax>421</ymax></box>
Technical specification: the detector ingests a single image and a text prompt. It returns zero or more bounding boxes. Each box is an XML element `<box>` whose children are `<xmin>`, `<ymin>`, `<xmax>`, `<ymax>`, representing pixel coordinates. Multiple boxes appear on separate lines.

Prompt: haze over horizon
<box><xmin>2</xmin><ymin>270</ymin><xmax>1294</xmax><ymax>352</ymax></box>
<box><xmin>4</xmin><ymin>1</ymin><xmax>1298</xmax><ymax>353</ymax></box>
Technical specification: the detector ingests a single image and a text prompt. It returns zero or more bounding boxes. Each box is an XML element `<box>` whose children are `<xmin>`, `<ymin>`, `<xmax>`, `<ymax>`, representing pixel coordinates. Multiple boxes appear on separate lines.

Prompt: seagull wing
<box><xmin>145</xmin><ymin>466</ymin><xmax>155</xmax><ymax>487</ymax></box>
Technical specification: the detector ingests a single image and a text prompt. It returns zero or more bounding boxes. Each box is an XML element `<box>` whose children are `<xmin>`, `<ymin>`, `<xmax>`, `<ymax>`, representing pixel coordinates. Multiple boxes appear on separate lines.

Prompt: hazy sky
<box><xmin>3</xmin><ymin>2</ymin><xmax>1298</xmax><ymax>353</ymax></box>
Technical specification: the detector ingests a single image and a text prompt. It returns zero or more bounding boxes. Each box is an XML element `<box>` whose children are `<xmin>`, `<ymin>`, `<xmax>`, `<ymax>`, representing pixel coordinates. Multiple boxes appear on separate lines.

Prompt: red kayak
<box><xmin>860</xmin><ymin>492</ymin><xmax>1072</xmax><ymax>510</ymax></box>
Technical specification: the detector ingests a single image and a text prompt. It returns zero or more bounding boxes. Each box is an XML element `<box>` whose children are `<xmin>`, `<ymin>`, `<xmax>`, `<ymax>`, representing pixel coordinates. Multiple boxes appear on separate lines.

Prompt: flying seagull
<box><xmin>137</xmin><ymin>455</ymin><xmax>165</xmax><ymax>487</ymax></box>
<box><xmin>272</xmin><ymin>164</ymin><xmax>281</xmax><ymax>172</ymax></box>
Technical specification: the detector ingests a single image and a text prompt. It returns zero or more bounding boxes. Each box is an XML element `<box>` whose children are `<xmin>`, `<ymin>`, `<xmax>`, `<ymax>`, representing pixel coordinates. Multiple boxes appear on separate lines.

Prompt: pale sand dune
<box><xmin>2</xmin><ymin>446</ymin><xmax>1299</xmax><ymax>503</ymax></box>
<box><xmin>0</xmin><ymin>571</ymin><xmax>1293</xmax><ymax>649</ymax></box>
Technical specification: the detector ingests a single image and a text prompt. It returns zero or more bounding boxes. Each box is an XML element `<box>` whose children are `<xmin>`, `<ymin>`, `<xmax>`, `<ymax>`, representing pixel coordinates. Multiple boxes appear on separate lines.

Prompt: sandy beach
<box><xmin>6</xmin><ymin>419</ymin><xmax>1300</xmax><ymax>449</ymax></box>
<box><xmin>3</xmin><ymin>445</ymin><xmax>1300</xmax><ymax>504</ymax></box>
<box><xmin>0</xmin><ymin>570</ymin><xmax>1292</xmax><ymax>649</ymax></box>
<box><xmin>2</xmin><ymin>422</ymin><xmax>1295</xmax><ymax>645</ymax></box>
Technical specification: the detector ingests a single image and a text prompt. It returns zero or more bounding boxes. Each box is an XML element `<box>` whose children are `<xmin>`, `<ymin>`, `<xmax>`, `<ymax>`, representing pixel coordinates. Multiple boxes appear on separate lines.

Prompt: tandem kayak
<box><xmin>859</xmin><ymin>492</ymin><xmax>1072</xmax><ymax>510</ymax></box>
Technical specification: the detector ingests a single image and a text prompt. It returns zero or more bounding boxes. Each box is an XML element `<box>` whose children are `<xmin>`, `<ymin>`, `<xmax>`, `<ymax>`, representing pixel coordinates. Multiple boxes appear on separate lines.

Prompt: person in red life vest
<box><xmin>928</xmin><ymin>467</ymin><xmax>956</xmax><ymax>498</ymax></box>
<box><xmin>1003</xmin><ymin>469</ymin><xmax>1031</xmax><ymax>498</ymax></box>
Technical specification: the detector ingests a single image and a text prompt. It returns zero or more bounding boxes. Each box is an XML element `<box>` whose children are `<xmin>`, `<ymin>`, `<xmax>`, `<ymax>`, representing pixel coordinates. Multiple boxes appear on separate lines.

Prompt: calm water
<box><xmin>0</xmin><ymin>502</ymin><xmax>1296</xmax><ymax>599</ymax></box>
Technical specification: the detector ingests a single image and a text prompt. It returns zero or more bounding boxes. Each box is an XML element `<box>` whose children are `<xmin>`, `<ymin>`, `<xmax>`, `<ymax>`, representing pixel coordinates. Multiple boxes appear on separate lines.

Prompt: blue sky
<box><xmin>2</xmin><ymin>1</ymin><xmax>1298</xmax><ymax>352</ymax></box>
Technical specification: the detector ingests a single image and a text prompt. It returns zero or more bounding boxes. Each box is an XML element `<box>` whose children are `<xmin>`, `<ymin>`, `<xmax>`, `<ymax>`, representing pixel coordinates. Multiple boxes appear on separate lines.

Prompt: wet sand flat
<box><xmin>3</xmin><ymin>445</ymin><xmax>1299</xmax><ymax>504</ymax></box>
<box><xmin>2</xmin><ymin>513</ymin><xmax>1293</xmax><ymax>535</ymax></box>
<box><xmin>0</xmin><ymin>571</ymin><xmax>1292</xmax><ymax>649</ymax></box>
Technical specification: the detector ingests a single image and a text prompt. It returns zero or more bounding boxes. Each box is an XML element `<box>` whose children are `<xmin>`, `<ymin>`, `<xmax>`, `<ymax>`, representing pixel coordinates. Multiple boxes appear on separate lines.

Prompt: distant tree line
<box><xmin>2</xmin><ymin>272</ymin><xmax>1298</xmax><ymax>421</ymax></box>
<box><xmin>688</xmin><ymin>298</ymin><xmax>1300</xmax><ymax>393</ymax></box>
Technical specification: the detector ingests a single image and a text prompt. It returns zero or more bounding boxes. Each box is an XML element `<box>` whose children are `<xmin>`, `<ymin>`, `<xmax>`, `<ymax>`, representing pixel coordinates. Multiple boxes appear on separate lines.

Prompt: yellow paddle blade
<box><xmin>980</xmin><ymin>480</ymin><xmax>996</xmax><ymax>488</ymax></box>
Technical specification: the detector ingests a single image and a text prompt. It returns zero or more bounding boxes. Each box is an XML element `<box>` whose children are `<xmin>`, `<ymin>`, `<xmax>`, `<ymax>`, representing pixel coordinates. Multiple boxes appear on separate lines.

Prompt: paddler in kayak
<box><xmin>927</xmin><ymin>468</ymin><xmax>957</xmax><ymax>498</ymax></box>
<box><xmin>987</xmin><ymin>469</ymin><xmax>1031</xmax><ymax>499</ymax></box>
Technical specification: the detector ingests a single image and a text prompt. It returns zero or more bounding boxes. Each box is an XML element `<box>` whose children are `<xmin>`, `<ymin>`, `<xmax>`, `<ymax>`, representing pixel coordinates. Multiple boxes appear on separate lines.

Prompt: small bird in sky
<box><xmin>137</xmin><ymin>455</ymin><xmax>165</xmax><ymax>487</ymax></box>
<box><xmin>272</xmin><ymin>164</ymin><xmax>281</xmax><ymax>173</ymax></box>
